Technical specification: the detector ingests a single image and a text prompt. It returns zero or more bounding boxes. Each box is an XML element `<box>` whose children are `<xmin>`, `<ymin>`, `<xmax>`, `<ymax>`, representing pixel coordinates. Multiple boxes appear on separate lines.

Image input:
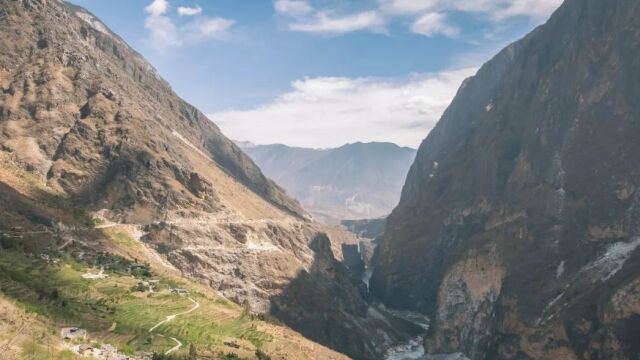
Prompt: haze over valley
<box><xmin>239</xmin><ymin>141</ymin><xmax>416</xmax><ymax>223</ymax></box>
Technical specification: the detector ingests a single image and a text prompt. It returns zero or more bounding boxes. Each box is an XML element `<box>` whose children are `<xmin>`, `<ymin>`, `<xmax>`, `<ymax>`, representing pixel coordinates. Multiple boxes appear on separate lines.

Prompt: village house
<box><xmin>171</xmin><ymin>288</ymin><xmax>189</xmax><ymax>296</ymax></box>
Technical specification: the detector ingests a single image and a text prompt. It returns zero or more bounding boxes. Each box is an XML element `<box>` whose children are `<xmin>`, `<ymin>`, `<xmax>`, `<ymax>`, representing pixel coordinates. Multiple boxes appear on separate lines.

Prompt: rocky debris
<box><xmin>372</xmin><ymin>0</ymin><xmax>640</xmax><ymax>359</ymax></box>
<box><xmin>65</xmin><ymin>341</ymin><xmax>151</xmax><ymax>360</ymax></box>
<box><xmin>187</xmin><ymin>172</ymin><xmax>215</xmax><ymax>200</ymax></box>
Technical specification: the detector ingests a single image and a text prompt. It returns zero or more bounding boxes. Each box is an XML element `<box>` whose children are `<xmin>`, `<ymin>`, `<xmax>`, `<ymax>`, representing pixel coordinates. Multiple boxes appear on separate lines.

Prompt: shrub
<box><xmin>256</xmin><ymin>349</ymin><xmax>272</xmax><ymax>360</ymax></box>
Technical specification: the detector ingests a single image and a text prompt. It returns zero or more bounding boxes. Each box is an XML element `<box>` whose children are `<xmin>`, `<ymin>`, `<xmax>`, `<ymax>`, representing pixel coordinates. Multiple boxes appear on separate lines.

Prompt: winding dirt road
<box><xmin>148</xmin><ymin>296</ymin><xmax>200</xmax><ymax>355</ymax></box>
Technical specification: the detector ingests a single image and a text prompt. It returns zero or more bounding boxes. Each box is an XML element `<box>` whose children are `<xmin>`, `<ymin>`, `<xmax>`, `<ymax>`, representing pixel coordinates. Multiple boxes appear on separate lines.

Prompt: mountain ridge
<box><xmin>240</xmin><ymin>141</ymin><xmax>416</xmax><ymax>222</ymax></box>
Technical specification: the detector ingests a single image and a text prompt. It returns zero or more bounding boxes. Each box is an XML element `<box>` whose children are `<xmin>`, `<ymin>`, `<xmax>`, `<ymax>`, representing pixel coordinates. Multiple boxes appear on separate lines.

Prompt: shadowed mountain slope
<box><xmin>372</xmin><ymin>0</ymin><xmax>640</xmax><ymax>358</ymax></box>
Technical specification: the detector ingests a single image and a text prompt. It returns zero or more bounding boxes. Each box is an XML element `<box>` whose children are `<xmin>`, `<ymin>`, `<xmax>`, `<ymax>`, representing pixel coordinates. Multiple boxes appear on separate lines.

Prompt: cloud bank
<box><xmin>144</xmin><ymin>0</ymin><xmax>234</xmax><ymax>50</ymax></box>
<box><xmin>209</xmin><ymin>68</ymin><xmax>477</xmax><ymax>148</ymax></box>
<box><xmin>274</xmin><ymin>0</ymin><xmax>563</xmax><ymax>37</ymax></box>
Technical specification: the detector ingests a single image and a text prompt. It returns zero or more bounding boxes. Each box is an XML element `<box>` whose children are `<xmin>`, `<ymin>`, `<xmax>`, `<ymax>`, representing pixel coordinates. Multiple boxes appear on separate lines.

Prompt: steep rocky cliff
<box><xmin>0</xmin><ymin>1</ymin><xmax>415</xmax><ymax>358</ymax></box>
<box><xmin>371</xmin><ymin>0</ymin><xmax>640</xmax><ymax>359</ymax></box>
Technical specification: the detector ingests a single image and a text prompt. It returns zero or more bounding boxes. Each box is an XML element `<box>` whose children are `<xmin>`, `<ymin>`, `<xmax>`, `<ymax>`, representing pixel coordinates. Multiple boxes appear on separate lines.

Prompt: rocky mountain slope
<box><xmin>371</xmin><ymin>0</ymin><xmax>640</xmax><ymax>359</ymax></box>
<box><xmin>240</xmin><ymin>142</ymin><xmax>416</xmax><ymax>222</ymax></box>
<box><xmin>0</xmin><ymin>145</ymin><xmax>349</xmax><ymax>360</ymax></box>
<box><xmin>1</xmin><ymin>0</ymin><xmax>312</xmax><ymax>314</ymax></box>
<box><xmin>0</xmin><ymin>0</ymin><xmax>416</xmax><ymax>358</ymax></box>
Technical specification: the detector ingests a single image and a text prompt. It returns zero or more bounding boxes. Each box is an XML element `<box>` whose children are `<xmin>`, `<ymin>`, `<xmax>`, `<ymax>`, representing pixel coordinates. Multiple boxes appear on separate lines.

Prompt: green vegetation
<box><xmin>20</xmin><ymin>339</ymin><xmax>82</xmax><ymax>360</ymax></box>
<box><xmin>110</xmin><ymin>231</ymin><xmax>138</xmax><ymax>249</ymax></box>
<box><xmin>150</xmin><ymin>352</ymin><xmax>250</xmax><ymax>360</ymax></box>
<box><xmin>91</xmin><ymin>217</ymin><xmax>107</xmax><ymax>226</ymax></box>
<box><xmin>255</xmin><ymin>349</ymin><xmax>272</xmax><ymax>360</ymax></box>
<box><xmin>0</xmin><ymin>249</ymin><xmax>271</xmax><ymax>357</ymax></box>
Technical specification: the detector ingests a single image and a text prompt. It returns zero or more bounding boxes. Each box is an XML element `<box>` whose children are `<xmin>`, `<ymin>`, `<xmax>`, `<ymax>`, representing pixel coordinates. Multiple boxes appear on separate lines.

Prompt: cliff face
<box><xmin>371</xmin><ymin>0</ymin><xmax>640</xmax><ymax>358</ymax></box>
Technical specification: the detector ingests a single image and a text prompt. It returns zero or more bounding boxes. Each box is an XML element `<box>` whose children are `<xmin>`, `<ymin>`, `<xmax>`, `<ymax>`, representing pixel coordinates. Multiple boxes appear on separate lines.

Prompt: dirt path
<box><xmin>148</xmin><ymin>297</ymin><xmax>200</xmax><ymax>354</ymax></box>
<box><xmin>56</xmin><ymin>238</ymin><xmax>73</xmax><ymax>251</ymax></box>
<box><xmin>166</xmin><ymin>337</ymin><xmax>183</xmax><ymax>355</ymax></box>
<box><xmin>149</xmin><ymin>297</ymin><xmax>200</xmax><ymax>332</ymax></box>
<box><xmin>94</xmin><ymin>223</ymin><xmax>120</xmax><ymax>229</ymax></box>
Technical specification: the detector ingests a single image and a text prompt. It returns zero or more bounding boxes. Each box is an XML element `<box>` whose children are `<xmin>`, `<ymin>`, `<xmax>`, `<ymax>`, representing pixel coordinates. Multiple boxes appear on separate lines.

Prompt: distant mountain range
<box><xmin>239</xmin><ymin>141</ymin><xmax>416</xmax><ymax>222</ymax></box>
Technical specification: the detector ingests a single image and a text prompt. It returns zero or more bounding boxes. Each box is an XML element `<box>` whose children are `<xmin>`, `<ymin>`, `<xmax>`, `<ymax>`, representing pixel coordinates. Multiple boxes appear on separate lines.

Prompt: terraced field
<box><xmin>0</xmin><ymin>250</ymin><xmax>272</xmax><ymax>358</ymax></box>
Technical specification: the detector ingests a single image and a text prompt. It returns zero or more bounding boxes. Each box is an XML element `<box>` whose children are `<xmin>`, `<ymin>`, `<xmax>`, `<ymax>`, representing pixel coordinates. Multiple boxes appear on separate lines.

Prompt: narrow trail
<box><xmin>148</xmin><ymin>297</ymin><xmax>200</xmax><ymax>354</ymax></box>
<box><xmin>94</xmin><ymin>223</ymin><xmax>120</xmax><ymax>229</ymax></box>
<box><xmin>55</xmin><ymin>222</ymin><xmax>119</xmax><ymax>251</ymax></box>
<box><xmin>149</xmin><ymin>297</ymin><xmax>200</xmax><ymax>332</ymax></box>
<box><xmin>166</xmin><ymin>337</ymin><xmax>183</xmax><ymax>355</ymax></box>
<box><xmin>56</xmin><ymin>238</ymin><xmax>73</xmax><ymax>251</ymax></box>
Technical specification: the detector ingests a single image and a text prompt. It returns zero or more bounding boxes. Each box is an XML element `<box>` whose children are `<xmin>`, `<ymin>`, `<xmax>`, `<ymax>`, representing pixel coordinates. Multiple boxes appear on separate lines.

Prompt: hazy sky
<box><xmin>69</xmin><ymin>0</ymin><xmax>563</xmax><ymax>148</ymax></box>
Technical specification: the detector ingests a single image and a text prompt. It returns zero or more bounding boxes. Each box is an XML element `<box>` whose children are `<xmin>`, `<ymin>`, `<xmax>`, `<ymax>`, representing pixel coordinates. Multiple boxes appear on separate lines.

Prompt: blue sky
<box><xmin>69</xmin><ymin>0</ymin><xmax>563</xmax><ymax>148</ymax></box>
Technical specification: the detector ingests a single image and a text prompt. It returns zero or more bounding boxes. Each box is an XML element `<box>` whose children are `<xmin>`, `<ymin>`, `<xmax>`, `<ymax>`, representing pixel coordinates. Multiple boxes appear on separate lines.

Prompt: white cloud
<box><xmin>274</xmin><ymin>0</ymin><xmax>562</xmax><ymax>37</ymax></box>
<box><xmin>380</xmin><ymin>0</ymin><xmax>438</xmax><ymax>15</ymax></box>
<box><xmin>178</xmin><ymin>5</ymin><xmax>203</xmax><ymax>16</ymax></box>
<box><xmin>290</xmin><ymin>11</ymin><xmax>386</xmax><ymax>35</ymax></box>
<box><xmin>275</xmin><ymin>0</ymin><xmax>387</xmax><ymax>35</ymax></box>
<box><xmin>184</xmin><ymin>17</ymin><xmax>235</xmax><ymax>41</ymax></box>
<box><xmin>274</xmin><ymin>0</ymin><xmax>313</xmax><ymax>18</ymax></box>
<box><xmin>208</xmin><ymin>68</ymin><xmax>476</xmax><ymax>148</ymax></box>
<box><xmin>144</xmin><ymin>0</ymin><xmax>234</xmax><ymax>50</ymax></box>
<box><xmin>145</xmin><ymin>0</ymin><xmax>169</xmax><ymax>16</ymax></box>
<box><xmin>381</xmin><ymin>0</ymin><xmax>563</xmax><ymax>20</ymax></box>
<box><xmin>145</xmin><ymin>11</ymin><xmax>180</xmax><ymax>49</ymax></box>
<box><xmin>411</xmin><ymin>12</ymin><xmax>459</xmax><ymax>37</ymax></box>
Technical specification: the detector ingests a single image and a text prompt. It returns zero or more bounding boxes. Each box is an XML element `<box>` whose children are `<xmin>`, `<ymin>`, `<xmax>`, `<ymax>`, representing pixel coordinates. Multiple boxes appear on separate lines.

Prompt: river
<box><xmin>363</xmin><ymin>266</ymin><xmax>468</xmax><ymax>360</ymax></box>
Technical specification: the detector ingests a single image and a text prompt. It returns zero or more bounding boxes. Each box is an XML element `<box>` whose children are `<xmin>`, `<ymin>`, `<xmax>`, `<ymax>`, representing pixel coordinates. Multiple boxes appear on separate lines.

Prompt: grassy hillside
<box><xmin>0</xmin><ymin>247</ymin><xmax>271</xmax><ymax>358</ymax></box>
